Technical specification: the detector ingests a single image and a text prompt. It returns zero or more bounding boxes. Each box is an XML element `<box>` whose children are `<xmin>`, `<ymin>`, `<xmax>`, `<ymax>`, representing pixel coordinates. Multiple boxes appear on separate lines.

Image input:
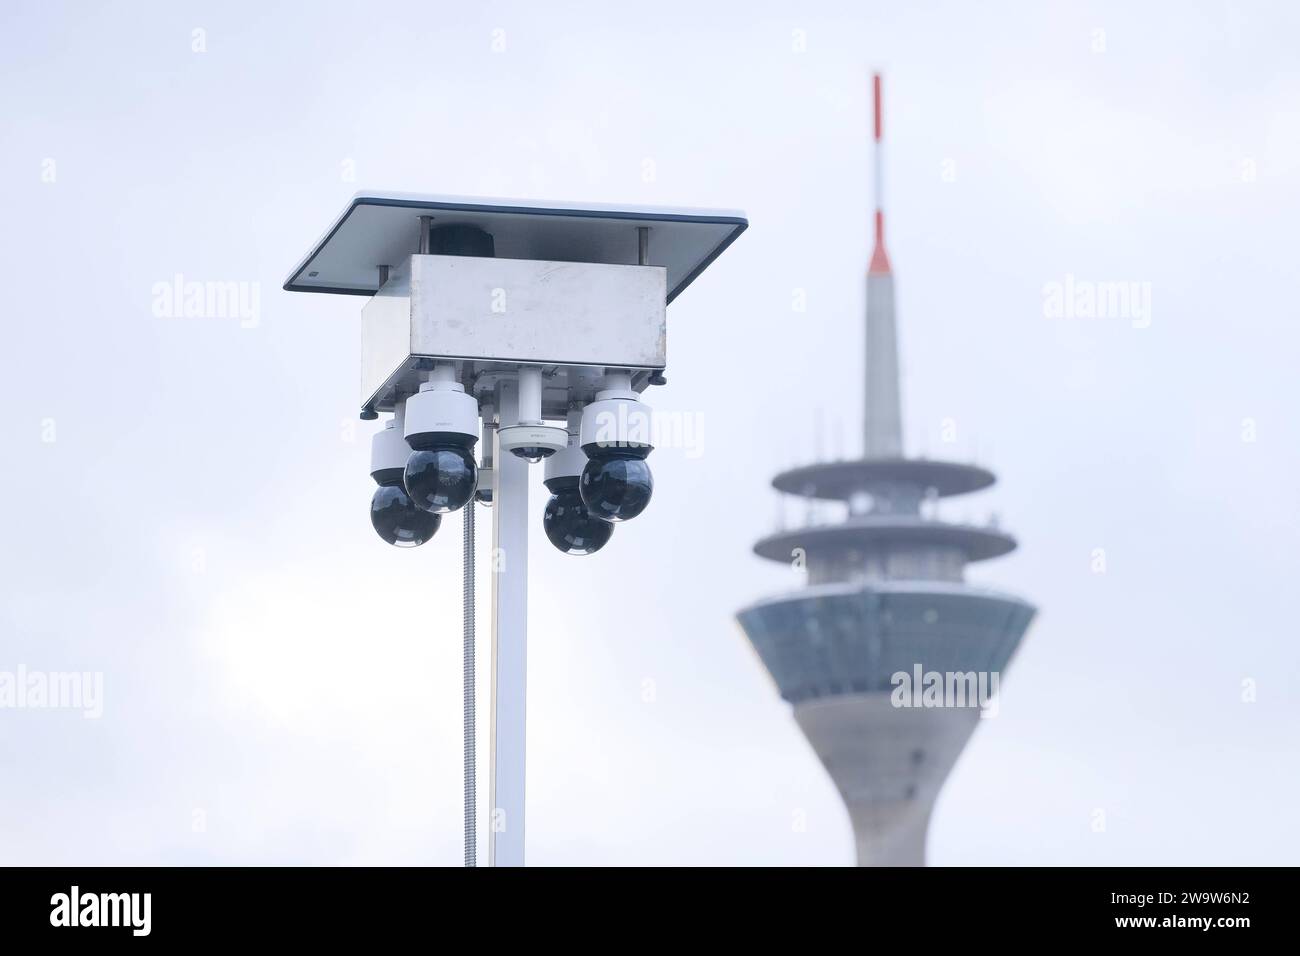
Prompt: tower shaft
<box><xmin>794</xmin><ymin>694</ymin><xmax>979</xmax><ymax>866</ymax></box>
<box><xmin>864</xmin><ymin>270</ymin><xmax>902</xmax><ymax>458</ymax></box>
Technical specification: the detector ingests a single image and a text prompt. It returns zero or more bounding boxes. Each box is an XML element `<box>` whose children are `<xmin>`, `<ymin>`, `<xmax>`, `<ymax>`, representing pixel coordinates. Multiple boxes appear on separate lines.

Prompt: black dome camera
<box><xmin>542</xmin><ymin>419</ymin><xmax>612</xmax><ymax>555</ymax></box>
<box><xmin>403</xmin><ymin>368</ymin><xmax>479</xmax><ymax>514</ymax></box>
<box><xmin>579</xmin><ymin>377</ymin><xmax>654</xmax><ymax>523</ymax></box>
<box><xmin>370</xmin><ymin>413</ymin><xmax>441</xmax><ymax>547</ymax></box>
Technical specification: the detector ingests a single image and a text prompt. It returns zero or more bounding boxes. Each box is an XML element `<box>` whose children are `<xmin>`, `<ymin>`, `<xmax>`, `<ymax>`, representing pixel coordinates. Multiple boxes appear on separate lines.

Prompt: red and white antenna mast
<box><xmin>869</xmin><ymin>72</ymin><xmax>891</xmax><ymax>275</ymax></box>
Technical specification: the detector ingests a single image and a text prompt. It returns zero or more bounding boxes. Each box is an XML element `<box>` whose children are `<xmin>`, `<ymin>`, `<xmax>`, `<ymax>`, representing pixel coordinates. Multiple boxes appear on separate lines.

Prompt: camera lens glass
<box><xmin>510</xmin><ymin>446</ymin><xmax>555</xmax><ymax>463</ymax></box>
<box><xmin>580</xmin><ymin>455</ymin><xmax>652</xmax><ymax>522</ymax></box>
<box><xmin>404</xmin><ymin>446</ymin><xmax>478</xmax><ymax>513</ymax></box>
<box><xmin>543</xmin><ymin>491</ymin><xmax>613</xmax><ymax>555</ymax></box>
<box><xmin>371</xmin><ymin>484</ymin><xmax>441</xmax><ymax>547</ymax></box>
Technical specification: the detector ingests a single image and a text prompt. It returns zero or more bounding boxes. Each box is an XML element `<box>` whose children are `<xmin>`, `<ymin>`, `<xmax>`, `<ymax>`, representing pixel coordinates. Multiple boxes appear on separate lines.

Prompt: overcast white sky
<box><xmin>2</xmin><ymin>0</ymin><xmax>1298</xmax><ymax>865</ymax></box>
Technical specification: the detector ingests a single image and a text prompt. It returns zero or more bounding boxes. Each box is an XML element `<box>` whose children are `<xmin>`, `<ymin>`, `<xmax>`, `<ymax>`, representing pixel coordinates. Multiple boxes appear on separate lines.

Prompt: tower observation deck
<box><xmin>736</xmin><ymin>74</ymin><xmax>1035</xmax><ymax>866</ymax></box>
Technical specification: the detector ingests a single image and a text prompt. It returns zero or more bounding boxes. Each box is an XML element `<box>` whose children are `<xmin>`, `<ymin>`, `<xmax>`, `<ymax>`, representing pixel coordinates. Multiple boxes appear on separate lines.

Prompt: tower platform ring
<box><xmin>754</xmin><ymin>517</ymin><xmax>1017</xmax><ymax>563</ymax></box>
<box><xmin>773</xmin><ymin>458</ymin><xmax>995</xmax><ymax>500</ymax></box>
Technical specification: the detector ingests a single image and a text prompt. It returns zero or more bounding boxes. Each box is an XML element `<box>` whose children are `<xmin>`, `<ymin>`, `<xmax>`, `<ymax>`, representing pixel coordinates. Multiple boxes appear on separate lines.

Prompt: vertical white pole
<box><xmin>489</xmin><ymin>379</ymin><xmax>528</xmax><ymax>866</ymax></box>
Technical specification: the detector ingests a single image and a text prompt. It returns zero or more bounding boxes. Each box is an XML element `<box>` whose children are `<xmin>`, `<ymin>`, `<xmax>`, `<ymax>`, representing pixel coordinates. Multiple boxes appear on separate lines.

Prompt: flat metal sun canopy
<box><xmin>284</xmin><ymin>192</ymin><xmax>748</xmax><ymax>303</ymax></box>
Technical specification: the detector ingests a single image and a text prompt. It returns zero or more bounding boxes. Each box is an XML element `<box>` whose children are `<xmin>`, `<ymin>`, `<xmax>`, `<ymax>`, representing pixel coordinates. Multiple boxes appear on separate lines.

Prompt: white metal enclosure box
<box><xmin>361</xmin><ymin>254</ymin><xmax>666</xmax><ymax>413</ymax></box>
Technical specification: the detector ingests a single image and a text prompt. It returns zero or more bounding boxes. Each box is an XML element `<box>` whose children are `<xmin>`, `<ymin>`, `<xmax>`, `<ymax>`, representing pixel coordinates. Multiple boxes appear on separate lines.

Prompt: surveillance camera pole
<box><xmin>284</xmin><ymin>194</ymin><xmax>746</xmax><ymax>868</ymax></box>
<box><xmin>489</xmin><ymin>378</ymin><xmax>528</xmax><ymax>866</ymax></box>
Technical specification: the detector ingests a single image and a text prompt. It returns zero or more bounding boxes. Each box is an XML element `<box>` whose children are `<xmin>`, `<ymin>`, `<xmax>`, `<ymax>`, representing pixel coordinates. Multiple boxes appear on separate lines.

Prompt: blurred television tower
<box><xmin>737</xmin><ymin>74</ymin><xmax>1036</xmax><ymax>865</ymax></box>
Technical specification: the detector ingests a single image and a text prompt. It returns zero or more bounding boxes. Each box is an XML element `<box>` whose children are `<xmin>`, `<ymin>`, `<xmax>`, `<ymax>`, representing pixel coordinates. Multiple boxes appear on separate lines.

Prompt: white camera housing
<box><xmin>499</xmin><ymin>423</ymin><xmax>568</xmax><ymax>458</ymax></box>
<box><xmin>404</xmin><ymin>375</ymin><xmax>479</xmax><ymax>450</ymax></box>
<box><xmin>498</xmin><ymin>365</ymin><xmax>567</xmax><ymax>460</ymax></box>
<box><xmin>544</xmin><ymin>436</ymin><xmax>588</xmax><ymax>489</ymax></box>
<box><xmin>370</xmin><ymin>416</ymin><xmax>410</xmax><ymax>482</ymax></box>
<box><xmin>579</xmin><ymin>375</ymin><xmax>654</xmax><ymax>456</ymax></box>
